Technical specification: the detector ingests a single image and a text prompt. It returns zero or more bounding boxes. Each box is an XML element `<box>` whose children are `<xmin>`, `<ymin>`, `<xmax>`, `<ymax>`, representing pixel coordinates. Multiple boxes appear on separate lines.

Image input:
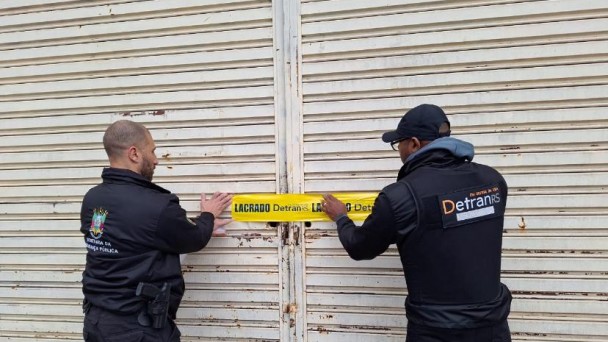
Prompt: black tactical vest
<box><xmin>398</xmin><ymin>159</ymin><xmax>511</xmax><ymax>328</ymax></box>
<box><xmin>81</xmin><ymin>169</ymin><xmax>185</xmax><ymax>318</ymax></box>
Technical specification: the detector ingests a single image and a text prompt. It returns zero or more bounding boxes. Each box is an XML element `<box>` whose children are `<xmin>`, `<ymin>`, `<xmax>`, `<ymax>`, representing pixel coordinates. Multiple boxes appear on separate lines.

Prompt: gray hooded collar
<box><xmin>405</xmin><ymin>137</ymin><xmax>475</xmax><ymax>164</ymax></box>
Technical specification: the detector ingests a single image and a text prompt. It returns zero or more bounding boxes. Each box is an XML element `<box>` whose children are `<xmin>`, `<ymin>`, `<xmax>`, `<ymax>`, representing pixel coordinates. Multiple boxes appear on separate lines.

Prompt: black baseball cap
<box><xmin>381</xmin><ymin>104</ymin><xmax>451</xmax><ymax>143</ymax></box>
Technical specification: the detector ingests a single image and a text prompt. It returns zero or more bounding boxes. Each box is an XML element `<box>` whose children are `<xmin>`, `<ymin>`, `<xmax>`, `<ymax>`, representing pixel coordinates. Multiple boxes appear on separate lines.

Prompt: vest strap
<box><xmin>405</xmin><ymin>283</ymin><xmax>512</xmax><ymax>329</ymax></box>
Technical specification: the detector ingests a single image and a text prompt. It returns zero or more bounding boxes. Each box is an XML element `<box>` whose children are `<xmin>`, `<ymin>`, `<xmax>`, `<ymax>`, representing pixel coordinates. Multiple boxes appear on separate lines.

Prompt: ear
<box><xmin>127</xmin><ymin>145</ymin><xmax>139</xmax><ymax>163</ymax></box>
<box><xmin>411</xmin><ymin>137</ymin><xmax>422</xmax><ymax>151</ymax></box>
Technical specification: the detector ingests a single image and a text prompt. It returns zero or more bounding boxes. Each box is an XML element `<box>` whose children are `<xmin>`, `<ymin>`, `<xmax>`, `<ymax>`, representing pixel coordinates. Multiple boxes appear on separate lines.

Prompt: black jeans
<box><xmin>406</xmin><ymin>320</ymin><xmax>511</xmax><ymax>342</ymax></box>
<box><xmin>83</xmin><ymin>306</ymin><xmax>181</xmax><ymax>342</ymax></box>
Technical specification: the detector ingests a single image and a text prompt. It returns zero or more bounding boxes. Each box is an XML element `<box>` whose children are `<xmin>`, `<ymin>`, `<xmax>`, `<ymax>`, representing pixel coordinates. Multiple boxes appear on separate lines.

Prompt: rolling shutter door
<box><xmin>0</xmin><ymin>1</ymin><xmax>286</xmax><ymax>341</ymax></box>
<box><xmin>300</xmin><ymin>0</ymin><xmax>608</xmax><ymax>341</ymax></box>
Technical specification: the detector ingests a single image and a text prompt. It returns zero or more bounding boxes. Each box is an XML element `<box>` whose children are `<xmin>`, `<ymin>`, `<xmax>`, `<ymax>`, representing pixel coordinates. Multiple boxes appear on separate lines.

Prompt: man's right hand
<box><xmin>201</xmin><ymin>192</ymin><xmax>233</xmax><ymax>218</ymax></box>
<box><xmin>212</xmin><ymin>218</ymin><xmax>232</xmax><ymax>237</ymax></box>
<box><xmin>321</xmin><ymin>194</ymin><xmax>348</xmax><ymax>221</ymax></box>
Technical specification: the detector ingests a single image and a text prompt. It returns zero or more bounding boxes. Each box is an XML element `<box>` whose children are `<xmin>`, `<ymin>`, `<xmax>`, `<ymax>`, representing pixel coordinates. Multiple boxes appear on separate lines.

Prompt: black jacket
<box><xmin>336</xmin><ymin>138</ymin><xmax>511</xmax><ymax>329</ymax></box>
<box><xmin>80</xmin><ymin>168</ymin><xmax>215</xmax><ymax>318</ymax></box>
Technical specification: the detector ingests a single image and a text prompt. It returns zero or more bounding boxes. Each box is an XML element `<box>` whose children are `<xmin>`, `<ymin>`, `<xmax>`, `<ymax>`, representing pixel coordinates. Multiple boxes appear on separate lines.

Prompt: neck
<box><xmin>109</xmin><ymin>160</ymin><xmax>140</xmax><ymax>175</ymax></box>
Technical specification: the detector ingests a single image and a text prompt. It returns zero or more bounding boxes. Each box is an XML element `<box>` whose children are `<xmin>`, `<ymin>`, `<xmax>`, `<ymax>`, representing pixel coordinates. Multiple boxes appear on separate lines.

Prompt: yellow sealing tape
<box><xmin>232</xmin><ymin>193</ymin><xmax>378</xmax><ymax>222</ymax></box>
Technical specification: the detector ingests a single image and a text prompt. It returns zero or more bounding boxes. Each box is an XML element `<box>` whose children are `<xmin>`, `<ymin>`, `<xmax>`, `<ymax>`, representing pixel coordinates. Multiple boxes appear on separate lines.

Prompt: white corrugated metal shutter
<box><xmin>0</xmin><ymin>1</ymin><xmax>288</xmax><ymax>341</ymax></box>
<box><xmin>299</xmin><ymin>0</ymin><xmax>608</xmax><ymax>341</ymax></box>
<box><xmin>2</xmin><ymin>1</ymin><xmax>608</xmax><ymax>341</ymax></box>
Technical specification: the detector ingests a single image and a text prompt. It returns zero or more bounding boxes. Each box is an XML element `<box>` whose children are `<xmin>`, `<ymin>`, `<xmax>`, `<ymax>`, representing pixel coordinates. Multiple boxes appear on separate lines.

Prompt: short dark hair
<box><xmin>420</xmin><ymin>122</ymin><xmax>451</xmax><ymax>147</ymax></box>
<box><xmin>438</xmin><ymin>122</ymin><xmax>450</xmax><ymax>136</ymax></box>
<box><xmin>103</xmin><ymin>120</ymin><xmax>149</xmax><ymax>159</ymax></box>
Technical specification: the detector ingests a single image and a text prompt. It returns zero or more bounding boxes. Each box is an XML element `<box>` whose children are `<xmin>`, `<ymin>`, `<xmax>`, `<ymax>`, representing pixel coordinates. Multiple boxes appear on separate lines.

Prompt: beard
<box><xmin>140</xmin><ymin>156</ymin><xmax>155</xmax><ymax>181</ymax></box>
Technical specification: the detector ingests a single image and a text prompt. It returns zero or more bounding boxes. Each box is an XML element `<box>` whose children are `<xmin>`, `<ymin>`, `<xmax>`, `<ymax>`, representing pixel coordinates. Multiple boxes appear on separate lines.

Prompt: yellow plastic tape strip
<box><xmin>232</xmin><ymin>193</ymin><xmax>378</xmax><ymax>222</ymax></box>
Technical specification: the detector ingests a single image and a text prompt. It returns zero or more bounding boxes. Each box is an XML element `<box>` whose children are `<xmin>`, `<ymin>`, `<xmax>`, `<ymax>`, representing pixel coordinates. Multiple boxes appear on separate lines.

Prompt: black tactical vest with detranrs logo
<box><xmin>399</xmin><ymin>160</ymin><xmax>511</xmax><ymax>328</ymax></box>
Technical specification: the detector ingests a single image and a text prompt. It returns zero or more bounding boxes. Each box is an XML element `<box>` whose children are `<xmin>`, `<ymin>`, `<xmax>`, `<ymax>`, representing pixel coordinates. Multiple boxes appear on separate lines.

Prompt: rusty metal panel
<box><xmin>300</xmin><ymin>0</ymin><xmax>608</xmax><ymax>341</ymax></box>
<box><xmin>0</xmin><ymin>0</ymin><xmax>284</xmax><ymax>341</ymax></box>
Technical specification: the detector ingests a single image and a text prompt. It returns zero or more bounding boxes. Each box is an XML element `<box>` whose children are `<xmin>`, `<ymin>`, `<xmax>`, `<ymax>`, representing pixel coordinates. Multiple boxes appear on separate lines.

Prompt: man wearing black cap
<box><xmin>321</xmin><ymin>104</ymin><xmax>512</xmax><ymax>341</ymax></box>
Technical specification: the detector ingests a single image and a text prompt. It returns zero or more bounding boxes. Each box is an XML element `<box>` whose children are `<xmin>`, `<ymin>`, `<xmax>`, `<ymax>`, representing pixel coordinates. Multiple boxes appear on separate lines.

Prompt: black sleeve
<box><xmin>336</xmin><ymin>193</ymin><xmax>397</xmax><ymax>260</ymax></box>
<box><xmin>154</xmin><ymin>197</ymin><xmax>215</xmax><ymax>254</ymax></box>
<box><xmin>79</xmin><ymin>195</ymin><xmax>90</xmax><ymax>236</ymax></box>
<box><xmin>336</xmin><ymin>187</ymin><xmax>418</xmax><ymax>260</ymax></box>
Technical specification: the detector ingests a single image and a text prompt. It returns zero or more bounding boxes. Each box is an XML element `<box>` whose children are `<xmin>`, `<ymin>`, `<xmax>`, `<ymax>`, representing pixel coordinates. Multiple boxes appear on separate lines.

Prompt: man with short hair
<box><xmin>81</xmin><ymin>120</ymin><xmax>232</xmax><ymax>341</ymax></box>
<box><xmin>321</xmin><ymin>104</ymin><xmax>512</xmax><ymax>341</ymax></box>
